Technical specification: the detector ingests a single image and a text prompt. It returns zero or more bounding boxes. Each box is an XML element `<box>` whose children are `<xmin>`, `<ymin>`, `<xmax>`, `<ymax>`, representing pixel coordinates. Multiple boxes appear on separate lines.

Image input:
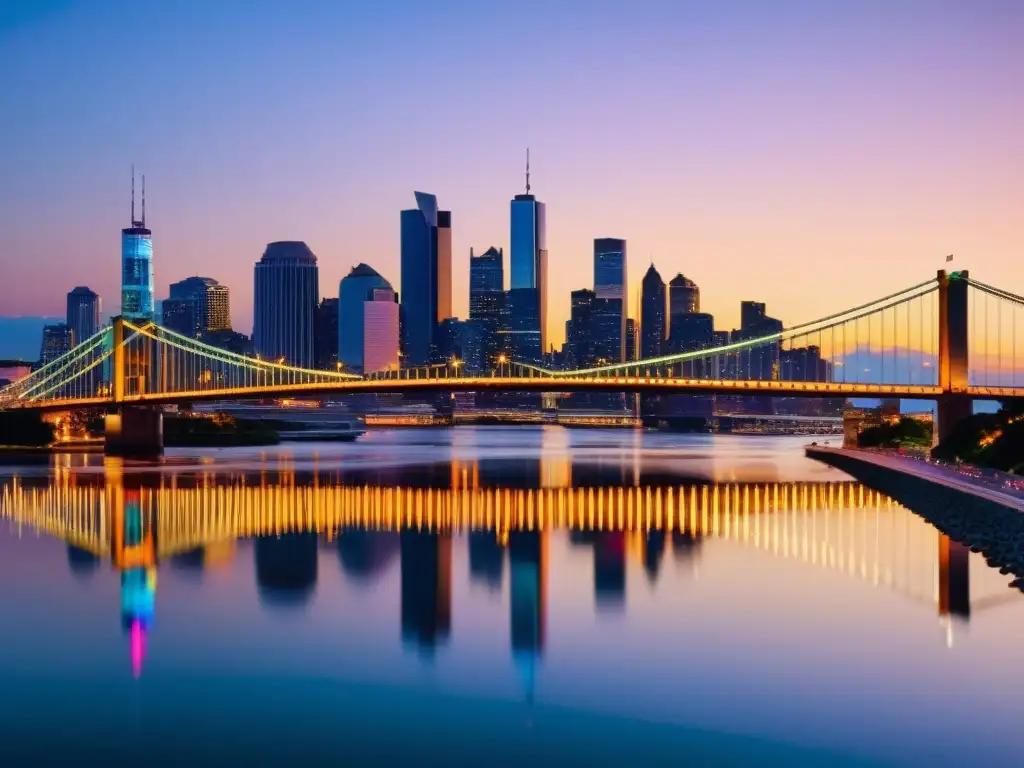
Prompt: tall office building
<box><xmin>252</xmin><ymin>241</ymin><xmax>319</xmax><ymax>368</ymax></box>
<box><xmin>167</xmin><ymin>276</ymin><xmax>231</xmax><ymax>336</ymax></box>
<box><xmin>593</xmin><ymin>238</ymin><xmax>627</xmax><ymax>362</ymax></box>
<box><xmin>469</xmin><ymin>246</ymin><xmax>505</xmax><ymax>369</ymax></box>
<box><xmin>640</xmin><ymin>265</ymin><xmax>666</xmax><ymax>359</ymax></box>
<box><xmin>339</xmin><ymin>264</ymin><xmax>392</xmax><ymax>372</ymax></box>
<box><xmin>509</xmin><ymin>152</ymin><xmax>547</xmax><ymax>359</ymax></box>
<box><xmin>400</xmin><ymin>192</ymin><xmax>452</xmax><ymax>366</ymax></box>
<box><xmin>363</xmin><ymin>287</ymin><xmax>399</xmax><ymax>374</ymax></box>
<box><xmin>121</xmin><ymin>169</ymin><xmax>154</xmax><ymax>321</ymax></box>
<box><xmin>40</xmin><ymin>324</ymin><xmax>74</xmax><ymax>365</ymax></box>
<box><xmin>469</xmin><ymin>246</ymin><xmax>504</xmax><ymax>314</ymax></box>
<box><xmin>314</xmin><ymin>297</ymin><xmax>339</xmax><ymax>370</ymax></box>
<box><xmin>66</xmin><ymin>287</ymin><xmax>101</xmax><ymax>346</ymax></box>
<box><xmin>161</xmin><ymin>298</ymin><xmax>197</xmax><ymax>337</ymax></box>
<box><xmin>668</xmin><ymin>274</ymin><xmax>700</xmax><ymax>325</ymax></box>
<box><xmin>625</xmin><ymin>318</ymin><xmax>637</xmax><ymax>362</ymax></box>
<box><xmin>741</xmin><ymin>301</ymin><xmax>767</xmax><ymax>333</ymax></box>
<box><xmin>567</xmin><ymin>289</ymin><xmax>596</xmax><ymax>368</ymax></box>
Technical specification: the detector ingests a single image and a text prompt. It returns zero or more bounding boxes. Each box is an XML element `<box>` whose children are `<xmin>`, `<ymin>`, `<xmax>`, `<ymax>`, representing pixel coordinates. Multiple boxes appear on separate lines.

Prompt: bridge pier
<box><xmin>935</xmin><ymin>395</ymin><xmax>972</xmax><ymax>446</ymax></box>
<box><xmin>935</xmin><ymin>269</ymin><xmax>971</xmax><ymax>447</ymax></box>
<box><xmin>105</xmin><ymin>407</ymin><xmax>163</xmax><ymax>458</ymax></box>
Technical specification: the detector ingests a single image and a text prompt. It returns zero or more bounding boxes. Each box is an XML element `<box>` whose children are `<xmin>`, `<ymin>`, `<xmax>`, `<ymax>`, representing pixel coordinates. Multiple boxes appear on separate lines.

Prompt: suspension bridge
<box><xmin>2</xmin><ymin>270</ymin><xmax>1022</xmax><ymax>454</ymax></box>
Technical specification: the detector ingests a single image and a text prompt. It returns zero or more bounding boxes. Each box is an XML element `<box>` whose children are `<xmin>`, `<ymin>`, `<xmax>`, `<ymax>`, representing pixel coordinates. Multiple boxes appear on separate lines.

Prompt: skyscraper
<box><xmin>509</xmin><ymin>152</ymin><xmax>547</xmax><ymax>359</ymax></box>
<box><xmin>66</xmin><ymin>286</ymin><xmax>100</xmax><ymax>346</ymax></box>
<box><xmin>120</xmin><ymin>169</ymin><xmax>154</xmax><ymax>321</ymax></box>
<box><xmin>668</xmin><ymin>274</ymin><xmax>700</xmax><ymax>325</ymax></box>
<box><xmin>40</xmin><ymin>324</ymin><xmax>73</xmax><ymax>365</ymax></box>
<box><xmin>469</xmin><ymin>247</ymin><xmax>505</xmax><ymax>369</ymax></box>
<box><xmin>469</xmin><ymin>247</ymin><xmax>504</xmax><ymax>314</ymax></box>
<box><xmin>625</xmin><ymin>318</ymin><xmax>637</xmax><ymax>362</ymax></box>
<box><xmin>314</xmin><ymin>297</ymin><xmax>339</xmax><ymax>370</ymax></box>
<box><xmin>253</xmin><ymin>241</ymin><xmax>319</xmax><ymax>368</ymax></box>
<box><xmin>167</xmin><ymin>276</ymin><xmax>231</xmax><ymax>337</ymax></box>
<box><xmin>339</xmin><ymin>264</ymin><xmax>392</xmax><ymax>372</ymax></box>
<box><xmin>741</xmin><ymin>301</ymin><xmax>767</xmax><ymax>333</ymax></box>
<box><xmin>160</xmin><ymin>298</ymin><xmax>197</xmax><ymax>337</ymax></box>
<box><xmin>363</xmin><ymin>287</ymin><xmax>399</xmax><ymax>374</ymax></box>
<box><xmin>640</xmin><ymin>264</ymin><xmax>666</xmax><ymax>359</ymax></box>
<box><xmin>567</xmin><ymin>289</ymin><xmax>596</xmax><ymax>368</ymax></box>
<box><xmin>593</xmin><ymin>238</ymin><xmax>627</xmax><ymax>362</ymax></box>
<box><xmin>400</xmin><ymin>192</ymin><xmax>451</xmax><ymax>367</ymax></box>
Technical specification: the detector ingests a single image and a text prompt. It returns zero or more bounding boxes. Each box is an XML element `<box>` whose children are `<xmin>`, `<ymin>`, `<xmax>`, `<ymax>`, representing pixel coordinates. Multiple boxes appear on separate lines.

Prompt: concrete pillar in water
<box><xmin>935</xmin><ymin>270</ymin><xmax>971</xmax><ymax>446</ymax></box>
<box><xmin>105</xmin><ymin>407</ymin><xmax>163</xmax><ymax>458</ymax></box>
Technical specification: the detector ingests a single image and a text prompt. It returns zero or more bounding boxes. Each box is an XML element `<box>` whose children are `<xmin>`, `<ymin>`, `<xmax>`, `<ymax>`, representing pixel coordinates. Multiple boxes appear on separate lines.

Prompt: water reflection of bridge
<box><xmin>2</xmin><ymin>476</ymin><xmax>1014</xmax><ymax>623</ymax></box>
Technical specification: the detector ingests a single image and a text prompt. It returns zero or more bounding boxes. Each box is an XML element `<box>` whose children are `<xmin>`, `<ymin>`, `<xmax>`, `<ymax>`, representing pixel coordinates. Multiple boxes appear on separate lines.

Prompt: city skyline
<box><xmin>1</xmin><ymin>2</ymin><xmax>1021</xmax><ymax>348</ymax></box>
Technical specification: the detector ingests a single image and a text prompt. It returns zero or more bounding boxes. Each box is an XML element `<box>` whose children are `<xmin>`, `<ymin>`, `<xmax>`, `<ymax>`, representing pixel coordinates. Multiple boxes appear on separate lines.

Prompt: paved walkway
<box><xmin>806</xmin><ymin>446</ymin><xmax>1024</xmax><ymax>513</ymax></box>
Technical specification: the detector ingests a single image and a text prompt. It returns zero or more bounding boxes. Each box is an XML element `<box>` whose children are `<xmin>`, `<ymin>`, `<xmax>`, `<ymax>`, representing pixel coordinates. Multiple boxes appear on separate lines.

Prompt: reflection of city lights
<box><xmin>130</xmin><ymin>620</ymin><xmax>146</xmax><ymax>679</ymax></box>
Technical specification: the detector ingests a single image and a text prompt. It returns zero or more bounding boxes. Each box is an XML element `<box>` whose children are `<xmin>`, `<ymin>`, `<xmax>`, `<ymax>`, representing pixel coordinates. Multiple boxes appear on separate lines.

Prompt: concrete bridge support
<box><xmin>104</xmin><ymin>407</ymin><xmax>163</xmax><ymax>458</ymax></box>
<box><xmin>935</xmin><ymin>270</ymin><xmax>971</xmax><ymax>446</ymax></box>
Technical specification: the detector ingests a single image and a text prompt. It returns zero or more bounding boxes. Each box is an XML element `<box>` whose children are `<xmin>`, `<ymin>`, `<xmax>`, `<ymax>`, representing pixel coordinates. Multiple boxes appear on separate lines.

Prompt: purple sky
<box><xmin>0</xmin><ymin>0</ymin><xmax>1022</xmax><ymax>346</ymax></box>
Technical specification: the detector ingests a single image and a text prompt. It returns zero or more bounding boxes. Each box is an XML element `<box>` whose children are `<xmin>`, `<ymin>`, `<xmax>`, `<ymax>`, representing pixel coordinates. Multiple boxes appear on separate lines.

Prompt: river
<box><xmin>0</xmin><ymin>426</ymin><xmax>1022</xmax><ymax>766</ymax></box>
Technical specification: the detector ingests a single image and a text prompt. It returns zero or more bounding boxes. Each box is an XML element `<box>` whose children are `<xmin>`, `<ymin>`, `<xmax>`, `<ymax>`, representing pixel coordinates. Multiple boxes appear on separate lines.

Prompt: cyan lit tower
<box><xmin>594</xmin><ymin>238</ymin><xmax>627</xmax><ymax>362</ymax></box>
<box><xmin>253</xmin><ymin>241</ymin><xmax>319</xmax><ymax>368</ymax></box>
<box><xmin>120</xmin><ymin>168</ymin><xmax>154</xmax><ymax>321</ymax></box>
<box><xmin>66</xmin><ymin>286</ymin><xmax>100</xmax><ymax>346</ymax></box>
<box><xmin>508</xmin><ymin>151</ymin><xmax>547</xmax><ymax>360</ymax></box>
<box><xmin>400</xmin><ymin>192</ymin><xmax>452</xmax><ymax>367</ymax></box>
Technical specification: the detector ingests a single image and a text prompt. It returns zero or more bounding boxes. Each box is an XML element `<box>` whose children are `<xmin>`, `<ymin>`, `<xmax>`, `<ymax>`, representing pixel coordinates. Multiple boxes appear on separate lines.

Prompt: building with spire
<box><xmin>120</xmin><ymin>167</ymin><xmax>154</xmax><ymax>321</ymax></box>
<box><xmin>508</xmin><ymin>150</ymin><xmax>547</xmax><ymax>361</ymax></box>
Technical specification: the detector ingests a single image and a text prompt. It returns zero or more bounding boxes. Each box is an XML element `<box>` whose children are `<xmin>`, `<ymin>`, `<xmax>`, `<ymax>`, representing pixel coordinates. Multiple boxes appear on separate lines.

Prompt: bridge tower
<box><xmin>936</xmin><ymin>269</ymin><xmax>971</xmax><ymax>445</ymax></box>
<box><xmin>104</xmin><ymin>316</ymin><xmax>164</xmax><ymax>457</ymax></box>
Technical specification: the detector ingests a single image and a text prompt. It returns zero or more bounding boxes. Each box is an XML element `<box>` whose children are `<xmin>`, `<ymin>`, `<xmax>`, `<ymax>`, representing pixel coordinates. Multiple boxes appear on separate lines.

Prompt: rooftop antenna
<box><xmin>525</xmin><ymin>148</ymin><xmax>531</xmax><ymax>195</ymax></box>
<box><xmin>130</xmin><ymin>164</ymin><xmax>136</xmax><ymax>224</ymax></box>
<box><xmin>141</xmin><ymin>174</ymin><xmax>146</xmax><ymax>227</ymax></box>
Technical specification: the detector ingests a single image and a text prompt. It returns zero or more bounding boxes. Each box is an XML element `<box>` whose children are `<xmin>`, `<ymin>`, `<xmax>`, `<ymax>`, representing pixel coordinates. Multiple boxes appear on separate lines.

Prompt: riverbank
<box><xmin>807</xmin><ymin>446</ymin><xmax>1024</xmax><ymax>591</ymax></box>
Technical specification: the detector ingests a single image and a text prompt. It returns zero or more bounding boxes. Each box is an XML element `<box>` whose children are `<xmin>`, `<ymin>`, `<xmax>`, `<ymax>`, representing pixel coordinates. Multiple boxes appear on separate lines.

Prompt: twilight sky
<box><xmin>0</xmin><ymin>0</ymin><xmax>1022</xmax><ymax>347</ymax></box>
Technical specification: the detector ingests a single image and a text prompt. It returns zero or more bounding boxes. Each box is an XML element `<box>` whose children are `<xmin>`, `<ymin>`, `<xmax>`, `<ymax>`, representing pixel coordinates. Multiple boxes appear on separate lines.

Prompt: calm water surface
<box><xmin>1</xmin><ymin>426</ymin><xmax>1022</xmax><ymax>766</ymax></box>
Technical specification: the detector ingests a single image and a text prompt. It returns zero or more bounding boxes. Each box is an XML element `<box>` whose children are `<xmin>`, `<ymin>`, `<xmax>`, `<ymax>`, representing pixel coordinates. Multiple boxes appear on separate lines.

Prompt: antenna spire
<box><xmin>131</xmin><ymin>164</ymin><xmax>136</xmax><ymax>224</ymax></box>
<box><xmin>141</xmin><ymin>174</ymin><xmax>146</xmax><ymax>227</ymax></box>
<box><xmin>525</xmin><ymin>148</ymin><xmax>531</xmax><ymax>195</ymax></box>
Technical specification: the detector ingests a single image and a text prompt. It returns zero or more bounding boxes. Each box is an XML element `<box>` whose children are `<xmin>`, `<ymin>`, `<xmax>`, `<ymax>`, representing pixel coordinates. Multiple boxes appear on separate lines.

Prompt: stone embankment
<box><xmin>807</xmin><ymin>447</ymin><xmax>1024</xmax><ymax>594</ymax></box>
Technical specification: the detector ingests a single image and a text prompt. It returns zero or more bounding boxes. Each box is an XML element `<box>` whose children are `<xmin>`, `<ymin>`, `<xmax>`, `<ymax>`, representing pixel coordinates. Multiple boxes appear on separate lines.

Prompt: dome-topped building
<box><xmin>253</xmin><ymin>241</ymin><xmax>320</xmax><ymax>368</ymax></box>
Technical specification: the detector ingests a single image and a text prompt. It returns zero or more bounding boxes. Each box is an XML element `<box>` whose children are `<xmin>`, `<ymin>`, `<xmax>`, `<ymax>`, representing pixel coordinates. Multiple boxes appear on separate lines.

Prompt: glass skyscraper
<box><xmin>339</xmin><ymin>264</ymin><xmax>392</xmax><ymax>372</ymax></box>
<box><xmin>253</xmin><ymin>241</ymin><xmax>319</xmax><ymax>368</ymax></box>
<box><xmin>469</xmin><ymin>246</ymin><xmax>505</xmax><ymax>370</ymax></box>
<box><xmin>121</xmin><ymin>173</ymin><xmax>154</xmax><ymax>321</ymax></box>
<box><xmin>640</xmin><ymin>264</ymin><xmax>666</xmax><ymax>359</ymax></box>
<box><xmin>66</xmin><ymin>286</ymin><xmax>100</xmax><ymax>347</ymax></box>
<box><xmin>509</xmin><ymin>190</ymin><xmax>547</xmax><ymax>358</ymax></box>
<box><xmin>40</xmin><ymin>324</ymin><xmax>74</xmax><ymax>365</ymax></box>
<box><xmin>593</xmin><ymin>238</ymin><xmax>627</xmax><ymax>362</ymax></box>
<box><xmin>400</xmin><ymin>192</ymin><xmax>452</xmax><ymax>367</ymax></box>
<box><xmin>167</xmin><ymin>276</ymin><xmax>231</xmax><ymax>337</ymax></box>
<box><xmin>363</xmin><ymin>287</ymin><xmax>399</xmax><ymax>374</ymax></box>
